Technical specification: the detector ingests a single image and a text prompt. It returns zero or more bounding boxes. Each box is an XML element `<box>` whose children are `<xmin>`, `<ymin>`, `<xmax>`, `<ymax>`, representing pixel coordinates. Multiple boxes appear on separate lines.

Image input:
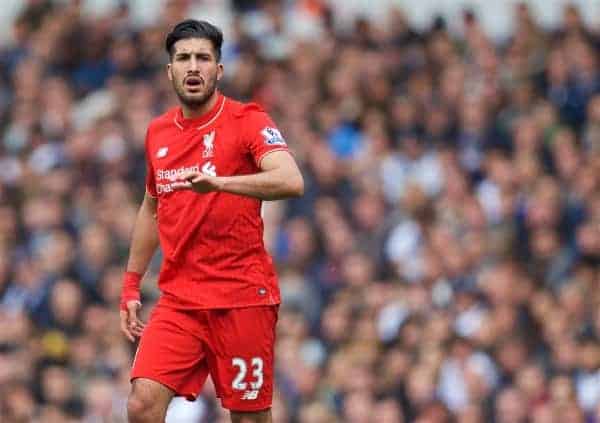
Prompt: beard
<box><xmin>172</xmin><ymin>72</ymin><xmax>218</xmax><ymax>109</ymax></box>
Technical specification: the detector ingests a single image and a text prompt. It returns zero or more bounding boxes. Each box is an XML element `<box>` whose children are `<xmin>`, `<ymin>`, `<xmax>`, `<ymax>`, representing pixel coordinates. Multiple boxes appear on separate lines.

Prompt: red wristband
<box><xmin>120</xmin><ymin>271</ymin><xmax>142</xmax><ymax>311</ymax></box>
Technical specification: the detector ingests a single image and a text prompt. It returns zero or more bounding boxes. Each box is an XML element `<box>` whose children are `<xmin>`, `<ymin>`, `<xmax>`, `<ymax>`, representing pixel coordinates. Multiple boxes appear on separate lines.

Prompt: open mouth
<box><xmin>184</xmin><ymin>77</ymin><xmax>203</xmax><ymax>91</ymax></box>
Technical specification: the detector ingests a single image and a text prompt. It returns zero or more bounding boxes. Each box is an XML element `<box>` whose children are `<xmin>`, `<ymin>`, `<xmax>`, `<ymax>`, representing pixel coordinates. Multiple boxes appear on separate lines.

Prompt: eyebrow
<box><xmin>175</xmin><ymin>51</ymin><xmax>212</xmax><ymax>56</ymax></box>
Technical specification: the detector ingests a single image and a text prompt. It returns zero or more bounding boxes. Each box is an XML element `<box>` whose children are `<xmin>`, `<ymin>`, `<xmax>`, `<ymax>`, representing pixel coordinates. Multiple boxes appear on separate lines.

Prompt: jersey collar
<box><xmin>173</xmin><ymin>93</ymin><xmax>226</xmax><ymax>131</ymax></box>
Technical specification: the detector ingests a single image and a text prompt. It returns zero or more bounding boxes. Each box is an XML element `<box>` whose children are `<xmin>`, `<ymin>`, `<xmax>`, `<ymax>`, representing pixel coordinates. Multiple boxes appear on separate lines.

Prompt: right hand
<box><xmin>119</xmin><ymin>300</ymin><xmax>145</xmax><ymax>342</ymax></box>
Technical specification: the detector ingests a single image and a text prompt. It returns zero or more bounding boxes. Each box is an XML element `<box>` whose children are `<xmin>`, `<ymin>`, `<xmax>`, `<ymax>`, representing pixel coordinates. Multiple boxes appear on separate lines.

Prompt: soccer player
<box><xmin>119</xmin><ymin>19</ymin><xmax>304</xmax><ymax>423</ymax></box>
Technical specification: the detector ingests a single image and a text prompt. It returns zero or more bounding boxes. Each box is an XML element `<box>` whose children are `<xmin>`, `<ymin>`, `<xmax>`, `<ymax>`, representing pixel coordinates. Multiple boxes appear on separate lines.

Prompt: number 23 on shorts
<box><xmin>232</xmin><ymin>357</ymin><xmax>264</xmax><ymax>390</ymax></box>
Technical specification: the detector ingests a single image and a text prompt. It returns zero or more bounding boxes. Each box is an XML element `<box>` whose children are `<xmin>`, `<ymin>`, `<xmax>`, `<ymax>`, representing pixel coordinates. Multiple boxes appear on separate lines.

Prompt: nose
<box><xmin>188</xmin><ymin>56</ymin><xmax>199</xmax><ymax>72</ymax></box>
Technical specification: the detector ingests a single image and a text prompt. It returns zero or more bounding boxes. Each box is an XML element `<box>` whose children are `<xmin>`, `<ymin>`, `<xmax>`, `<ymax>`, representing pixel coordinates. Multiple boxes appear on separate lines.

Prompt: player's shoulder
<box><xmin>148</xmin><ymin>107</ymin><xmax>179</xmax><ymax>131</ymax></box>
<box><xmin>143</xmin><ymin>108</ymin><xmax>178</xmax><ymax>153</ymax></box>
<box><xmin>145</xmin><ymin>107</ymin><xmax>179</xmax><ymax>149</ymax></box>
<box><xmin>225</xmin><ymin>97</ymin><xmax>269</xmax><ymax>121</ymax></box>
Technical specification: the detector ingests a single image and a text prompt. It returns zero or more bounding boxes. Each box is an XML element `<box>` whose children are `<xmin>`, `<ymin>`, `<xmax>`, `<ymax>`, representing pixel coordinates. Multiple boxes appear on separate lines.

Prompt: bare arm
<box><xmin>171</xmin><ymin>151</ymin><xmax>304</xmax><ymax>200</ymax></box>
<box><xmin>126</xmin><ymin>192</ymin><xmax>160</xmax><ymax>273</ymax></box>
<box><xmin>218</xmin><ymin>151</ymin><xmax>304</xmax><ymax>200</ymax></box>
<box><xmin>120</xmin><ymin>191</ymin><xmax>159</xmax><ymax>341</ymax></box>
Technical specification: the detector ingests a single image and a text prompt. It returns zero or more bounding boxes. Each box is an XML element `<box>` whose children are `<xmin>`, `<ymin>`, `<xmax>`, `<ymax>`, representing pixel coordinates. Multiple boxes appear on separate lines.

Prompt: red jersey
<box><xmin>144</xmin><ymin>93</ymin><xmax>288</xmax><ymax>309</ymax></box>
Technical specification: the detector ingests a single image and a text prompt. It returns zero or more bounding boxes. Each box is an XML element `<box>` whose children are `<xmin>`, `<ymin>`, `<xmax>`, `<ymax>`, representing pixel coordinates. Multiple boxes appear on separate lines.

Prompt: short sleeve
<box><xmin>245</xmin><ymin>110</ymin><xmax>289</xmax><ymax>168</ymax></box>
<box><xmin>144</xmin><ymin>131</ymin><xmax>158</xmax><ymax>198</ymax></box>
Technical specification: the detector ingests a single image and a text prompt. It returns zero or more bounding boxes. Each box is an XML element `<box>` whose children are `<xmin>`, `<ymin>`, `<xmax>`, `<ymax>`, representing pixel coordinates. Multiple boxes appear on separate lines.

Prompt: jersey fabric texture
<box><xmin>144</xmin><ymin>93</ymin><xmax>288</xmax><ymax>309</ymax></box>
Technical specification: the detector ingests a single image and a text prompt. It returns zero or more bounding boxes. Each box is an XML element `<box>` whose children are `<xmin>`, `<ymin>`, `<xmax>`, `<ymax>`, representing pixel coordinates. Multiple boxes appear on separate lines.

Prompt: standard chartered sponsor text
<box><xmin>156</xmin><ymin>164</ymin><xmax>200</xmax><ymax>194</ymax></box>
<box><xmin>156</xmin><ymin>164</ymin><xmax>200</xmax><ymax>181</ymax></box>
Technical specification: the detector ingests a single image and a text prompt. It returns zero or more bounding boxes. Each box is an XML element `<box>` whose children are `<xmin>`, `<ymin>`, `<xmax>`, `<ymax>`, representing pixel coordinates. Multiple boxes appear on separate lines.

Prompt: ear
<box><xmin>216</xmin><ymin>63</ymin><xmax>224</xmax><ymax>81</ymax></box>
<box><xmin>167</xmin><ymin>63</ymin><xmax>173</xmax><ymax>82</ymax></box>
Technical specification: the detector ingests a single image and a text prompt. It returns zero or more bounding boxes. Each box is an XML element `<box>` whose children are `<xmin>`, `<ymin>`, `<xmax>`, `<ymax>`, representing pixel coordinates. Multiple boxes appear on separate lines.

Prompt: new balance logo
<box><xmin>157</xmin><ymin>147</ymin><xmax>168</xmax><ymax>158</ymax></box>
<box><xmin>241</xmin><ymin>390</ymin><xmax>259</xmax><ymax>400</ymax></box>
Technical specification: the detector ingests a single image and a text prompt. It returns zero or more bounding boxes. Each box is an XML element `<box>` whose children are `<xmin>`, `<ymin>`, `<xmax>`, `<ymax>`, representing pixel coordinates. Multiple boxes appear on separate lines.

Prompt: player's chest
<box><xmin>151</xmin><ymin>126</ymin><xmax>246</xmax><ymax>179</ymax></box>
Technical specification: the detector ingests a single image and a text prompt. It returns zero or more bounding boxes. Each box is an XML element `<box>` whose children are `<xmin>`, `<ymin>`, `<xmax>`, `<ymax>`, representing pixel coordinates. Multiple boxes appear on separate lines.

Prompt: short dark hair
<box><xmin>165</xmin><ymin>19</ymin><xmax>223</xmax><ymax>62</ymax></box>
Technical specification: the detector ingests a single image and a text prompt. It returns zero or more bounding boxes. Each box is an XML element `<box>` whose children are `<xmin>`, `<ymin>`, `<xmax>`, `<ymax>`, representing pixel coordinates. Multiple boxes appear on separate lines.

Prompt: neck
<box><xmin>181</xmin><ymin>91</ymin><xmax>219</xmax><ymax>119</ymax></box>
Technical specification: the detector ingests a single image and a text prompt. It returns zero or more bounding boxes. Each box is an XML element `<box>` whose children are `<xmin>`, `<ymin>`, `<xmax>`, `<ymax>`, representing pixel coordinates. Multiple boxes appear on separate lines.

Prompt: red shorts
<box><xmin>130</xmin><ymin>300</ymin><xmax>278</xmax><ymax>412</ymax></box>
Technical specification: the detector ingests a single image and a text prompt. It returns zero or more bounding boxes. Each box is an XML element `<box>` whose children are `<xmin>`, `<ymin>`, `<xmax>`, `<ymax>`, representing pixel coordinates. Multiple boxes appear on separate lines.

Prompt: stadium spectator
<box><xmin>0</xmin><ymin>1</ymin><xmax>599</xmax><ymax>422</ymax></box>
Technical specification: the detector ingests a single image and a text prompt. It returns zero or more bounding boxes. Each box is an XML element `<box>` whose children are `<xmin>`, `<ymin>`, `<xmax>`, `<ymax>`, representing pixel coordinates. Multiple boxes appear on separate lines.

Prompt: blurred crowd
<box><xmin>0</xmin><ymin>0</ymin><xmax>599</xmax><ymax>422</ymax></box>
